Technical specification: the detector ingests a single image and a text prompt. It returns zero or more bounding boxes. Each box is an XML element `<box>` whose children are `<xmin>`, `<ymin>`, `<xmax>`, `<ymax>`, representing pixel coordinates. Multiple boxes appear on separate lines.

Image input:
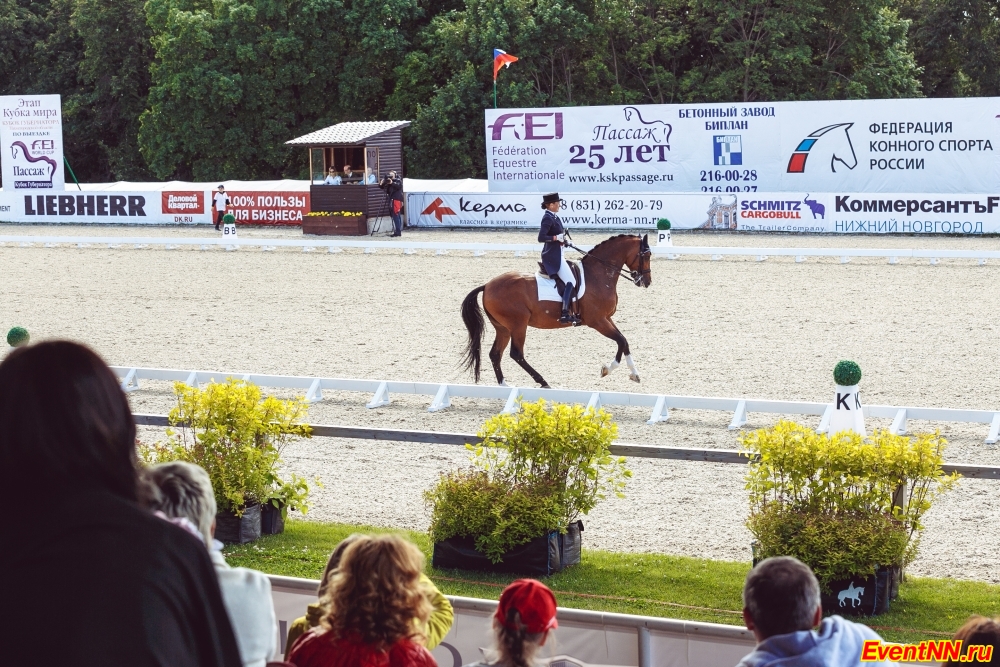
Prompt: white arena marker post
<box><xmin>728</xmin><ymin>399</ymin><xmax>748</xmax><ymax>430</ymax></box>
<box><xmin>304</xmin><ymin>378</ymin><xmax>323</xmax><ymax>403</ymax></box>
<box><xmin>366</xmin><ymin>381</ymin><xmax>390</xmax><ymax>409</ymax></box>
<box><xmin>586</xmin><ymin>392</ymin><xmax>602</xmax><ymax>411</ymax></box>
<box><xmin>829</xmin><ymin>360</ymin><xmax>865</xmax><ymax>436</ymax></box>
<box><xmin>428</xmin><ymin>384</ymin><xmax>451</xmax><ymax>412</ymax></box>
<box><xmin>889</xmin><ymin>408</ymin><xmax>908</xmax><ymax>436</ymax></box>
<box><xmin>647</xmin><ymin>395</ymin><xmax>669</xmax><ymax>424</ymax></box>
<box><xmin>986</xmin><ymin>413</ymin><xmax>1000</xmax><ymax>445</ymax></box>
<box><xmin>502</xmin><ymin>387</ymin><xmax>521</xmax><ymax>414</ymax></box>
<box><xmin>222</xmin><ymin>215</ymin><xmax>238</xmax><ymax>241</ymax></box>
<box><xmin>120</xmin><ymin>368</ymin><xmax>139</xmax><ymax>393</ymax></box>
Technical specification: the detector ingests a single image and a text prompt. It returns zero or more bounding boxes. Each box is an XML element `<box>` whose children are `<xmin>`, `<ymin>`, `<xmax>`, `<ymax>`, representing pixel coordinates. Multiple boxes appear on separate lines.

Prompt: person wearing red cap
<box><xmin>464</xmin><ymin>579</ymin><xmax>559</xmax><ymax>667</ymax></box>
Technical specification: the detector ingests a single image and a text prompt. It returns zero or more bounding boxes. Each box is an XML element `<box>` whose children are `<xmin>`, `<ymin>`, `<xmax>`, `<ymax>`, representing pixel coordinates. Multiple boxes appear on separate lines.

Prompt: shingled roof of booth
<box><xmin>285</xmin><ymin>121</ymin><xmax>411</xmax><ymax>146</ymax></box>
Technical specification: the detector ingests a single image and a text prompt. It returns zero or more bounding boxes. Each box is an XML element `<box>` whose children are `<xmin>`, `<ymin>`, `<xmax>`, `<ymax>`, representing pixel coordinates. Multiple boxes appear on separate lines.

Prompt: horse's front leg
<box><xmin>589</xmin><ymin>318</ymin><xmax>639</xmax><ymax>382</ymax></box>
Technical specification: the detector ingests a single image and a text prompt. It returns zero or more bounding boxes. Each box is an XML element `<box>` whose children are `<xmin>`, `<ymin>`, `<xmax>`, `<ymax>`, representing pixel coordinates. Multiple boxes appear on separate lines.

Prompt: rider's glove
<box><xmin>554</xmin><ymin>233</ymin><xmax>565</xmax><ymax>242</ymax></box>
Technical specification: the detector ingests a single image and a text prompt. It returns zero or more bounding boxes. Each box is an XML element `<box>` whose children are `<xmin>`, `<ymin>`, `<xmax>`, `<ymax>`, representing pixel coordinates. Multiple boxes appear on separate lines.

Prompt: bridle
<box><xmin>566</xmin><ymin>235</ymin><xmax>651</xmax><ymax>286</ymax></box>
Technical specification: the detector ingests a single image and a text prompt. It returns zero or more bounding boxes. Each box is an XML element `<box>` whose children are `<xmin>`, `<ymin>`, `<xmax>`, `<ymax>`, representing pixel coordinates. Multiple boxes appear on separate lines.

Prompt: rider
<box><xmin>538</xmin><ymin>193</ymin><xmax>580</xmax><ymax>325</ymax></box>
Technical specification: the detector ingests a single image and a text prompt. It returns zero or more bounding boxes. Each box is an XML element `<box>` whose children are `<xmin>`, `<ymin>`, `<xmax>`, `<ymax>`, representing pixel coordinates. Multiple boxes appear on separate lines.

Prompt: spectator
<box><xmin>342</xmin><ymin>164</ymin><xmax>358</xmax><ymax>184</ymax></box>
<box><xmin>287</xmin><ymin>534</ymin><xmax>436</xmax><ymax>667</ymax></box>
<box><xmin>463</xmin><ymin>579</ymin><xmax>558</xmax><ymax>667</ymax></box>
<box><xmin>363</xmin><ymin>167</ymin><xmax>377</xmax><ymax>184</ymax></box>
<box><xmin>0</xmin><ymin>340</ymin><xmax>242</xmax><ymax>667</ymax></box>
<box><xmin>143</xmin><ymin>461</ymin><xmax>278</xmax><ymax>667</ymax></box>
<box><xmin>213</xmin><ymin>184</ymin><xmax>231</xmax><ymax>231</ymax></box>
<box><xmin>285</xmin><ymin>534</ymin><xmax>453</xmax><ymax>659</ymax></box>
<box><xmin>736</xmin><ymin>556</ymin><xmax>892</xmax><ymax>667</ymax></box>
<box><xmin>944</xmin><ymin>616</ymin><xmax>1000</xmax><ymax>667</ymax></box>
<box><xmin>324</xmin><ymin>167</ymin><xmax>342</xmax><ymax>185</ymax></box>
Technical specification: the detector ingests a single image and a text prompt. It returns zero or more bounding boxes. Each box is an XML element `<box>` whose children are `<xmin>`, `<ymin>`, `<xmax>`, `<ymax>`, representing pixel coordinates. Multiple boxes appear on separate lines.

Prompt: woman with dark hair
<box><xmin>287</xmin><ymin>533</ymin><xmax>437</xmax><ymax>667</ymax></box>
<box><xmin>0</xmin><ymin>340</ymin><xmax>242</xmax><ymax>667</ymax></box>
<box><xmin>945</xmin><ymin>616</ymin><xmax>1000</xmax><ymax>666</ymax></box>
<box><xmin>464</xmin><ymin>579</ymin><xmax>558</xmax><ymax>667</ymax></box>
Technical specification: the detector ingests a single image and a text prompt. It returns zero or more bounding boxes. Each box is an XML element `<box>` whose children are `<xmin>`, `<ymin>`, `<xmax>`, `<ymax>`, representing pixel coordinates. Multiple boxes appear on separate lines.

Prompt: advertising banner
<box><xmin>1</xmin><ymin>94</ymin><xmax>65</xmax><ymax>191</ymax></box>
<box><xmin>0</xmin><ymin>191</ymin><xmax>211</xmax><ymax>224</ymax></box>
<box><xmin>407</xmin><ymin>191</ymin><xmax>1000</xmax><ymax>234</ymax></box>
<box><xmin>485</xmin><ymin>98</ymin><xmax>1000</xmax><ymax>194</ymax></box>
<box><xmin>226</xmin><ymin>191</ymin><xmax>309</xmax><ymax>224</ymax></box>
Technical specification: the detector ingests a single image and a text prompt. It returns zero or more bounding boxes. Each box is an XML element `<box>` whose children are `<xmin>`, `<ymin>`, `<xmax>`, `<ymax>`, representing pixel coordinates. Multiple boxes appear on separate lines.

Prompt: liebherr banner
<box><xmin>485</xmin><ymin>98</ymin><xmax>1000</xmax><ymax>194</ymax></box>
<box><xmin>0</xmin><ymin>94</ymin><xmax>65</xmax><ymax>191</ymax></box>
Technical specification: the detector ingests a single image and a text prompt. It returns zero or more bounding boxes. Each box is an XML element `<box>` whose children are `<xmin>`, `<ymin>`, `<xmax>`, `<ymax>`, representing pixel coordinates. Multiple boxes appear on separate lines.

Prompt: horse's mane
<box><xmin>582</xmin><ymin>234</ymin><xmax>638</xmax><ymax>264</ymax></box>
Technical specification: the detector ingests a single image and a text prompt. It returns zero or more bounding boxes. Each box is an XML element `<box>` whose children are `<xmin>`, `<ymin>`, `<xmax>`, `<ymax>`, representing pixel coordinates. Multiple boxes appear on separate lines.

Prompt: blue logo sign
<box><xmin>714</xmin><ymin>135</ymin><xmax>742</xmax><ymax>165</ymax></box>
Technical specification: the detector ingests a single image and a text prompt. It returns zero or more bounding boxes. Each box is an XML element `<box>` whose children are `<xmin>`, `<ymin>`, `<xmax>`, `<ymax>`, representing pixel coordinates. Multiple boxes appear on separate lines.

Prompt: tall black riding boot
<box><xmin>559</xmin><ymin>282</ymin><xmax>578</xmax><ymax>324</ymax></box>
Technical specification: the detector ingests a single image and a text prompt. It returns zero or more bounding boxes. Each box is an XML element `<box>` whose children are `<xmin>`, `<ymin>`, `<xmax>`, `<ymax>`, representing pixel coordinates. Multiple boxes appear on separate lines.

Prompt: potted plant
<box><xmin>140</xmin><ymin>379</ymin><xmax>313</xmax><ymax>544</ymax></box>
<box><xmin>261</xmin><ymin>474</ymin><xmax>313</xmax><ymax>535</ymax></box>
<box><xmin>425</xmin><ymin>400</ymin><xmax>631</xmax><ymax>575</ymax></box>
<box><xmin>742</xmin><ymin>421</ymin><xmax>958</xmax><ymax>615</ymax></box>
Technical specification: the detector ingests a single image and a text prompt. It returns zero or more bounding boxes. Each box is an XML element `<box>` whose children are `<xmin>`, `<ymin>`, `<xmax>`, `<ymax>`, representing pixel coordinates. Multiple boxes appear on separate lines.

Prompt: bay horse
<box><xmin>461</xmin><ymin>234</ymin><xmax>651</xmax><ymax>388</ymax></box>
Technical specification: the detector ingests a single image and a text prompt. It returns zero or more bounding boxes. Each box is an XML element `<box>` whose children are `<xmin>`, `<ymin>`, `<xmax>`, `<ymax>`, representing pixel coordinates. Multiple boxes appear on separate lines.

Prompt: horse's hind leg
<box><xmin>509</xmin><ymin>325</ymin><xmax>549</xmax><ymax>388</ymax></box>
<box><xmin>486</xmin><ymin>314</ymin><xmax>511</xmax><ymax>386</ymax></box>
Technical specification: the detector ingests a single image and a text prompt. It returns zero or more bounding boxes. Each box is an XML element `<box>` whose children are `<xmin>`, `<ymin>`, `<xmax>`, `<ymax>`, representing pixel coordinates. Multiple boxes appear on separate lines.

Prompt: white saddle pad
<box><xmin>535</xmin><ymin>269</ymin><xmax>586</xmax><ymax>303</ymax></box>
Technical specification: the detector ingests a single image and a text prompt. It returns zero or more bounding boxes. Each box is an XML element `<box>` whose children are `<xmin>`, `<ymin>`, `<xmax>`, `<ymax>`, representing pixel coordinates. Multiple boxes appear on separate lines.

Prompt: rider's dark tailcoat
<box><xmin>538</xmin><ymin>210</ymin><xmax>565</xmax><ymax>277</ymax></box>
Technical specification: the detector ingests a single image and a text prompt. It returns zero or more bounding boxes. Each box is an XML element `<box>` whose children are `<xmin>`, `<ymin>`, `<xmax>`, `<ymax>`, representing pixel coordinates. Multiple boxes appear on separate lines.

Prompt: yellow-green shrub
<box><xmin>742</xmin><ymin>421</ymin><xmax>958</xmax><ymax>587</ymax></box>
<box><xmin>425</xmin><ymin>400</ymin><xmax>631</xmax><ymax>561</ymax></box>
<box><xmin>140</xmin><ymin>379</ymin><xmax>313</xmax><ymax>516</ymax></box>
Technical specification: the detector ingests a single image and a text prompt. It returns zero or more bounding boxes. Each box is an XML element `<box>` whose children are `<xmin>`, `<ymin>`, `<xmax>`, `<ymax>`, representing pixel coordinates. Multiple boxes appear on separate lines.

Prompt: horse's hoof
<box><xmin>629</xmin><ymin>374</ymin><xmax>641</xmax><ymax>383</ymax></box>
<box><xmin>600</xmin><ymin>366</ymin><xmax>610</xmax><ymax>378</ymax></box>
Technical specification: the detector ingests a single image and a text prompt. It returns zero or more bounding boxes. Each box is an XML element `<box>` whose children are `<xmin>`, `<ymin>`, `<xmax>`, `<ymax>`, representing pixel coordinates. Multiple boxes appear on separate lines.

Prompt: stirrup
<box><xmin>560</xmin><ymin>311</ymin><xmax>580</xmax><ymax>325</ymax></box>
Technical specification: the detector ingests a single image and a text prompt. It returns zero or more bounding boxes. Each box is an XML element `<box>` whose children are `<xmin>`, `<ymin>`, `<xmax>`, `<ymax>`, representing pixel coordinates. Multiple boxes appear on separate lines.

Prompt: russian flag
<box><xmin>493</xmin><ymin>49</ymin><xmax>518</xmax><ymax>81</ymax></box>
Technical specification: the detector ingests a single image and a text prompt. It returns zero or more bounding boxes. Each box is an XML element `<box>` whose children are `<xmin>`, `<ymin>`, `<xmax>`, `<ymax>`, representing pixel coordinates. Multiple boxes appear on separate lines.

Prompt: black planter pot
<box><xmin>821</xmin><ymin>566</ymin><xmax>900</xmax><ymax>617</ymax></box>
<box><xmin>215</xmin><ymin>503</ymin><xmax>262</xmax><ymax>544</ymax></box>
<box><xmin>432</xmin><ymin>521</ymin><xmax>584</xmax><ymax>577</ymax></box>
<box><xmin>260</xmin><ymin>502</ymin><xmax>285</xmax><ymax>535</ymax></box>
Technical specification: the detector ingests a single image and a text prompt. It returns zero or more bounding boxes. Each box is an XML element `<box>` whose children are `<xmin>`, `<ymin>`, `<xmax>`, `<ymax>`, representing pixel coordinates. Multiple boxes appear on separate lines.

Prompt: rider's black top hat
<box><xmin>541</xmin><ymin>192</ymin><xmax>560</xmax><ymax>209</ymax></box>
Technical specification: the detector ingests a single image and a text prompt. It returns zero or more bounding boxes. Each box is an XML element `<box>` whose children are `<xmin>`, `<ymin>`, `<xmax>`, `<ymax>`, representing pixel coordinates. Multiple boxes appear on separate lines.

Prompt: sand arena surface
<box><xmin>2</xmin><ymin>224</ymin><xmax>999</xmax><ymax>582</ymax></box>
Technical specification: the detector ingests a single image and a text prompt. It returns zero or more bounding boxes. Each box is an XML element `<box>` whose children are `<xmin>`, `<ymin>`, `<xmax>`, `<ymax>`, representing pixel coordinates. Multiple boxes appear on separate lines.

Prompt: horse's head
<box><xmin>626</xmin><ymin>234</ymin><xmax>652</xmax><ymax>288</ymax></box>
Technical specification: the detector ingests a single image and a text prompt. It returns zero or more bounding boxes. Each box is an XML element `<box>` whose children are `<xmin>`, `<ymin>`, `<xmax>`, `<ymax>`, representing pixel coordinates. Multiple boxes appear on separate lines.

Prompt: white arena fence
<box><xmin>112</xmin><ymin>366</ymin><xmax>1000</xmax><ymax>446</ymax></box>
<box><xmin>4</xmin><ymin>234</ymin><xmax>1000</xmax><ymax>263</ymax></box>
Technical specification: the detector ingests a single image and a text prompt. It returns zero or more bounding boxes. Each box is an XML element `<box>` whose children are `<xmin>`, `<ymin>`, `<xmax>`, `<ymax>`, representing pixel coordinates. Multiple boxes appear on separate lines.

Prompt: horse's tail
<box><xmin>461</xmin><ymin>285</ymin><xmax>487</xmax><ymax>383</ymax></box>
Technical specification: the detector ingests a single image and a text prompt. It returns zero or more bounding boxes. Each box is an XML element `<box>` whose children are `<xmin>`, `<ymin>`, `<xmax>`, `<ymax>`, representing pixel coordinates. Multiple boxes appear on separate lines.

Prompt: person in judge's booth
<box><xmin>324</xmin><ymin>167</ymin><xmax>342</xmax><ymax>185</ymax></box>
<box><xmin>363</xmin><ymin>167</ymin><xmax>377</xmax><ymax>184</ymax></box>
<box><xmin>342</xmin><ymin>164</ymin><xmax>357</xmax><ymax>184</ymax></box>
<box><xmin>538</xmin><ymin>193</ymin><xmax>580</xmax><ymax>325</ymax></box>
<box><xmin>212</xmin><ymin>185</ymin><xmax>231</xmax><ymax>231</ymax></box>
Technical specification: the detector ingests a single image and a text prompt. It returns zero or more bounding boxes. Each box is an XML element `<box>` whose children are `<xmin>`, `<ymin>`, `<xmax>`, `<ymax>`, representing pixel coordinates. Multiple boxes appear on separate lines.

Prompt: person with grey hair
<box><xmin>144</xmin><ymin>462</ymin><xmax>277</xmax><ymax>667</ymax></box>
<box><xmin>736</xmin><ymin>556</ymin><xmax>891</xmax><ymax>667</ymax></box>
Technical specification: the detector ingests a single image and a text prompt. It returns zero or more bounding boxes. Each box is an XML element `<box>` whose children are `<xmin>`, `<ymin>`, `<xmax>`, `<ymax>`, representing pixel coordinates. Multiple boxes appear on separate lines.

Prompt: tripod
<box><xmin>369</xmin><ymin>179</ymin><xmax>393</xmax><ymax>237</ymax></box>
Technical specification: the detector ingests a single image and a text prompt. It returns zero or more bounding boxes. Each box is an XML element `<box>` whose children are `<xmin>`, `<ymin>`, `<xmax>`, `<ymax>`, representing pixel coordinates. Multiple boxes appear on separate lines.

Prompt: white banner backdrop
<box><xmin>1</xmin><ymin>94</ymin><xmax>65</xmax><ymax>191</ymax></box>
<box><xmin>485</xmin><ymin>98</ymin><xmax>1000</xmax><ymax>194</ymax></box>
<box><xmin>269</xmin><ymin>578</ymin><xmax>755</xmax><ymax>667</ymax></box>
<box><xmin>407</xmin><ymin>191</ymin><xmax>1000</xmax><ymax>234</ymax></box>
<box><xmin>0</xmin><ymin>190</ymin><xmax>211</xmax><ymax>224</ymax></box>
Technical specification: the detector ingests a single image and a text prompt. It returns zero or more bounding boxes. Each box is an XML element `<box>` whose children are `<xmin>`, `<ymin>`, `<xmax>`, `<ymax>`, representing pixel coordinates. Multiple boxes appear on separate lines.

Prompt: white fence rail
<box><xmin>112</xmin><ymin>366</ymin><xmax>1000</xmax><ymax>444</ymax></box>
<box><xmin>4</xmin><ymin>235</ymin><xmax>1000</xmax><ymax>263</ymax></box>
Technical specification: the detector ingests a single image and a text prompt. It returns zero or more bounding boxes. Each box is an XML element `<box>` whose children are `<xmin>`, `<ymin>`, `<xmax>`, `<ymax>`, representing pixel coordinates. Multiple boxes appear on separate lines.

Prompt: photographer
<box><xmin>379</xmin><ymin>171</ymin><xmax>404</xmax><ymax>237</ymax></box>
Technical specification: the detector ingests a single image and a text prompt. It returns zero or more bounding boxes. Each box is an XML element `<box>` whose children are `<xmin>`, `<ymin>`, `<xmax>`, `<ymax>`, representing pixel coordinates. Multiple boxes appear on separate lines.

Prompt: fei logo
<box><xmin>713</xmin><ymin>135</ymin><xmax>742</xmax><ymax>165</ymax></box>
<box><xmin>421</xmin><ymin>197</ymin><xmax>456</xmax><ymax>223</ymax></box>
<box><xmin>787</xmin><ymin>123</ymin><xmax>857</xmax><ymax>173</ymax></box>
<box><xmin>489</xmin><ymin>113</ymin><xmax>563</xmax><ymax>141</ymax></box>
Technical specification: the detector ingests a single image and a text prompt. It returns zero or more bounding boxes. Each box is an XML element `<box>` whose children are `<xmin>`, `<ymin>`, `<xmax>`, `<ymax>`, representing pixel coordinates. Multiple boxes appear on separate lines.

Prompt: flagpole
<box><xmin>494</xmin><ymin>79</ymin><xmax>497</xmax><ymax>109</ymax></box>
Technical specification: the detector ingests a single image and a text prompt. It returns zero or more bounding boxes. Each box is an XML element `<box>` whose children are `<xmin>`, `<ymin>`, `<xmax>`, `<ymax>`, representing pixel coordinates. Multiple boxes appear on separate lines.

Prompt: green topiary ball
<box><xmin>657</xmin><ymin>218</ymin><xmax>671</xmax><ymax>230</ymax></box>
<box><xmin>833</xmin><ymin>360</ymin><xmax>862</xmax><ymax>386</ymax></box>
<box><xmin>222</xmin><ymin>213</ymin><xmax>236</xmax><ymax>224</ymax></box>
<box><xmin>7</xmin><ymin>326</ymin><xmax>29</xmax><ymax>347</ymax></box>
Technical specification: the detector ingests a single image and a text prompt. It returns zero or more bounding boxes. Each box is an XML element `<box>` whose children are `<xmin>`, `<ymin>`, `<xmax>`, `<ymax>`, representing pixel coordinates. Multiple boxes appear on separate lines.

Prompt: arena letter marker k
<box><xmin>421</xmin><ymin>197</ymin><xmax>456</xmax><ymax>222</ymax></box>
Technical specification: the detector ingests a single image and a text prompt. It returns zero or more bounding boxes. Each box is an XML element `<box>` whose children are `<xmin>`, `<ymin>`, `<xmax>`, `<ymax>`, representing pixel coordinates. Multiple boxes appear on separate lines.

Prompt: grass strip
<box><xmin>224</xmin><ymin>520</ymin><xmax>1000</xmax><ymax>644</ymax></box>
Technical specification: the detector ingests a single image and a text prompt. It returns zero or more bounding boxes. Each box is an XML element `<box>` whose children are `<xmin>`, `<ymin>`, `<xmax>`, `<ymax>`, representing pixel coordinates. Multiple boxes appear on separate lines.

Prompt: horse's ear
<box><xmin>641</xmin><ymin>234</ymin><xmax>649</xmax><ymax>248</ymax></box>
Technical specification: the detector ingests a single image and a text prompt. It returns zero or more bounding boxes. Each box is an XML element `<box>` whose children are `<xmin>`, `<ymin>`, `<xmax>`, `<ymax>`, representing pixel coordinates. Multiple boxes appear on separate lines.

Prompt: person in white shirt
<box><xmin>213</xmin><ymin>185</ymin><xmax>231</xmax><ymax>230</ymax></box>
<box><xmin>142</xmin><ymin>462</ymin><xmax>278</xmax><ymax>667</ymax></box>
<box><xmin>363</xmin><ymin>167</ymin><xmax>376</xmax><ymax>184</ymax></box>
<box><xmin>324</xmin><ymin>167</ymin><xmax>342</xmax><ymax>185</ymax></box>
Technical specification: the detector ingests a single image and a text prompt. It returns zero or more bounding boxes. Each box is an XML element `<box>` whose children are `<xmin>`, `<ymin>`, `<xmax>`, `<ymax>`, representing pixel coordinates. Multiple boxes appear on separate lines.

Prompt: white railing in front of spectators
<box><xmin>268</xmin><ymin>574</ymin><xmax>754</xmax><ymax>667</ymax></box>
<box><xmin>112</xmin><ymin>366</ymin><xmax>1000</xmax><ymax>444</ymax></box>
<box><xmin>3</xmin><ymin>235</ymin><xmax>1000</xmax><ymax>263</ymax></box>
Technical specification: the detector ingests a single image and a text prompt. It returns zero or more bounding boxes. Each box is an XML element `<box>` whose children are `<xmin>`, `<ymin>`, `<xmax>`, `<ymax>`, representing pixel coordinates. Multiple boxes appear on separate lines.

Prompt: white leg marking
<box><xmin>600</xmin><ymin>359</ymin><xmax>620</xmax><ymax>378</ymax></box>
<box><xmin>626</xmin><ymin>354</ymin><xmax>640</xmax><ymax>383</ymax></box>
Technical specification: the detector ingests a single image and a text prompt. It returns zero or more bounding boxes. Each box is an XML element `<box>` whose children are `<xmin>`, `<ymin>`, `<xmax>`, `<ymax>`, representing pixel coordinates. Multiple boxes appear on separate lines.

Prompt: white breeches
<box><xmin>556</xmin><ymin>249</ymin><xmax>574</xmax><ymax>285</ymax></box>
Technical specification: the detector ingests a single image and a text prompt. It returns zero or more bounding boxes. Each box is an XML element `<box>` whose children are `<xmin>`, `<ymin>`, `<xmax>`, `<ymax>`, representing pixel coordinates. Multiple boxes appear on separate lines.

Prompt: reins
<box><xmin>565</xmin><ymin>236</ymin><xmax>650</xmax><ymax>286</ymax></box>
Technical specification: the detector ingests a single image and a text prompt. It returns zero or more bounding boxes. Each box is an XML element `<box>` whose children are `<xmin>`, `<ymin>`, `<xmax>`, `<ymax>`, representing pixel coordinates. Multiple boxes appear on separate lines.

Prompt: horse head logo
<box><xmin>10</xmin><ymin>141</ymin><xmax>58</xmax><ymax>183</ymax></box>
<box><xmin>622</xmin><ymin>106</ymin><xmax>672</xmax><ymax>145</ymax></box>
<box><xmin>787</xmin><ymin>123</ymin><xmax>857</xmax><ymax>174</ymax></box>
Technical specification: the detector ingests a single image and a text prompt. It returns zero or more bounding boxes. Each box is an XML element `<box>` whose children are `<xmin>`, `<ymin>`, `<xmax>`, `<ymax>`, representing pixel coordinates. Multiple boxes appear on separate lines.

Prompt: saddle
<box><xmin>538</xmin><ymin>260</ymin><xmax>583</xmax><ymax>301</ymax></box>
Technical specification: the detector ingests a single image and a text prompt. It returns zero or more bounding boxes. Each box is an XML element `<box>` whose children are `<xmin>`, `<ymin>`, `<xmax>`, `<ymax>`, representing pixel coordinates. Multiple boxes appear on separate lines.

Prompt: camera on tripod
<box><xmin>378</xmin><ymin>171</ymin><xmax>398</xmax><ymax>189</ymax></box>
